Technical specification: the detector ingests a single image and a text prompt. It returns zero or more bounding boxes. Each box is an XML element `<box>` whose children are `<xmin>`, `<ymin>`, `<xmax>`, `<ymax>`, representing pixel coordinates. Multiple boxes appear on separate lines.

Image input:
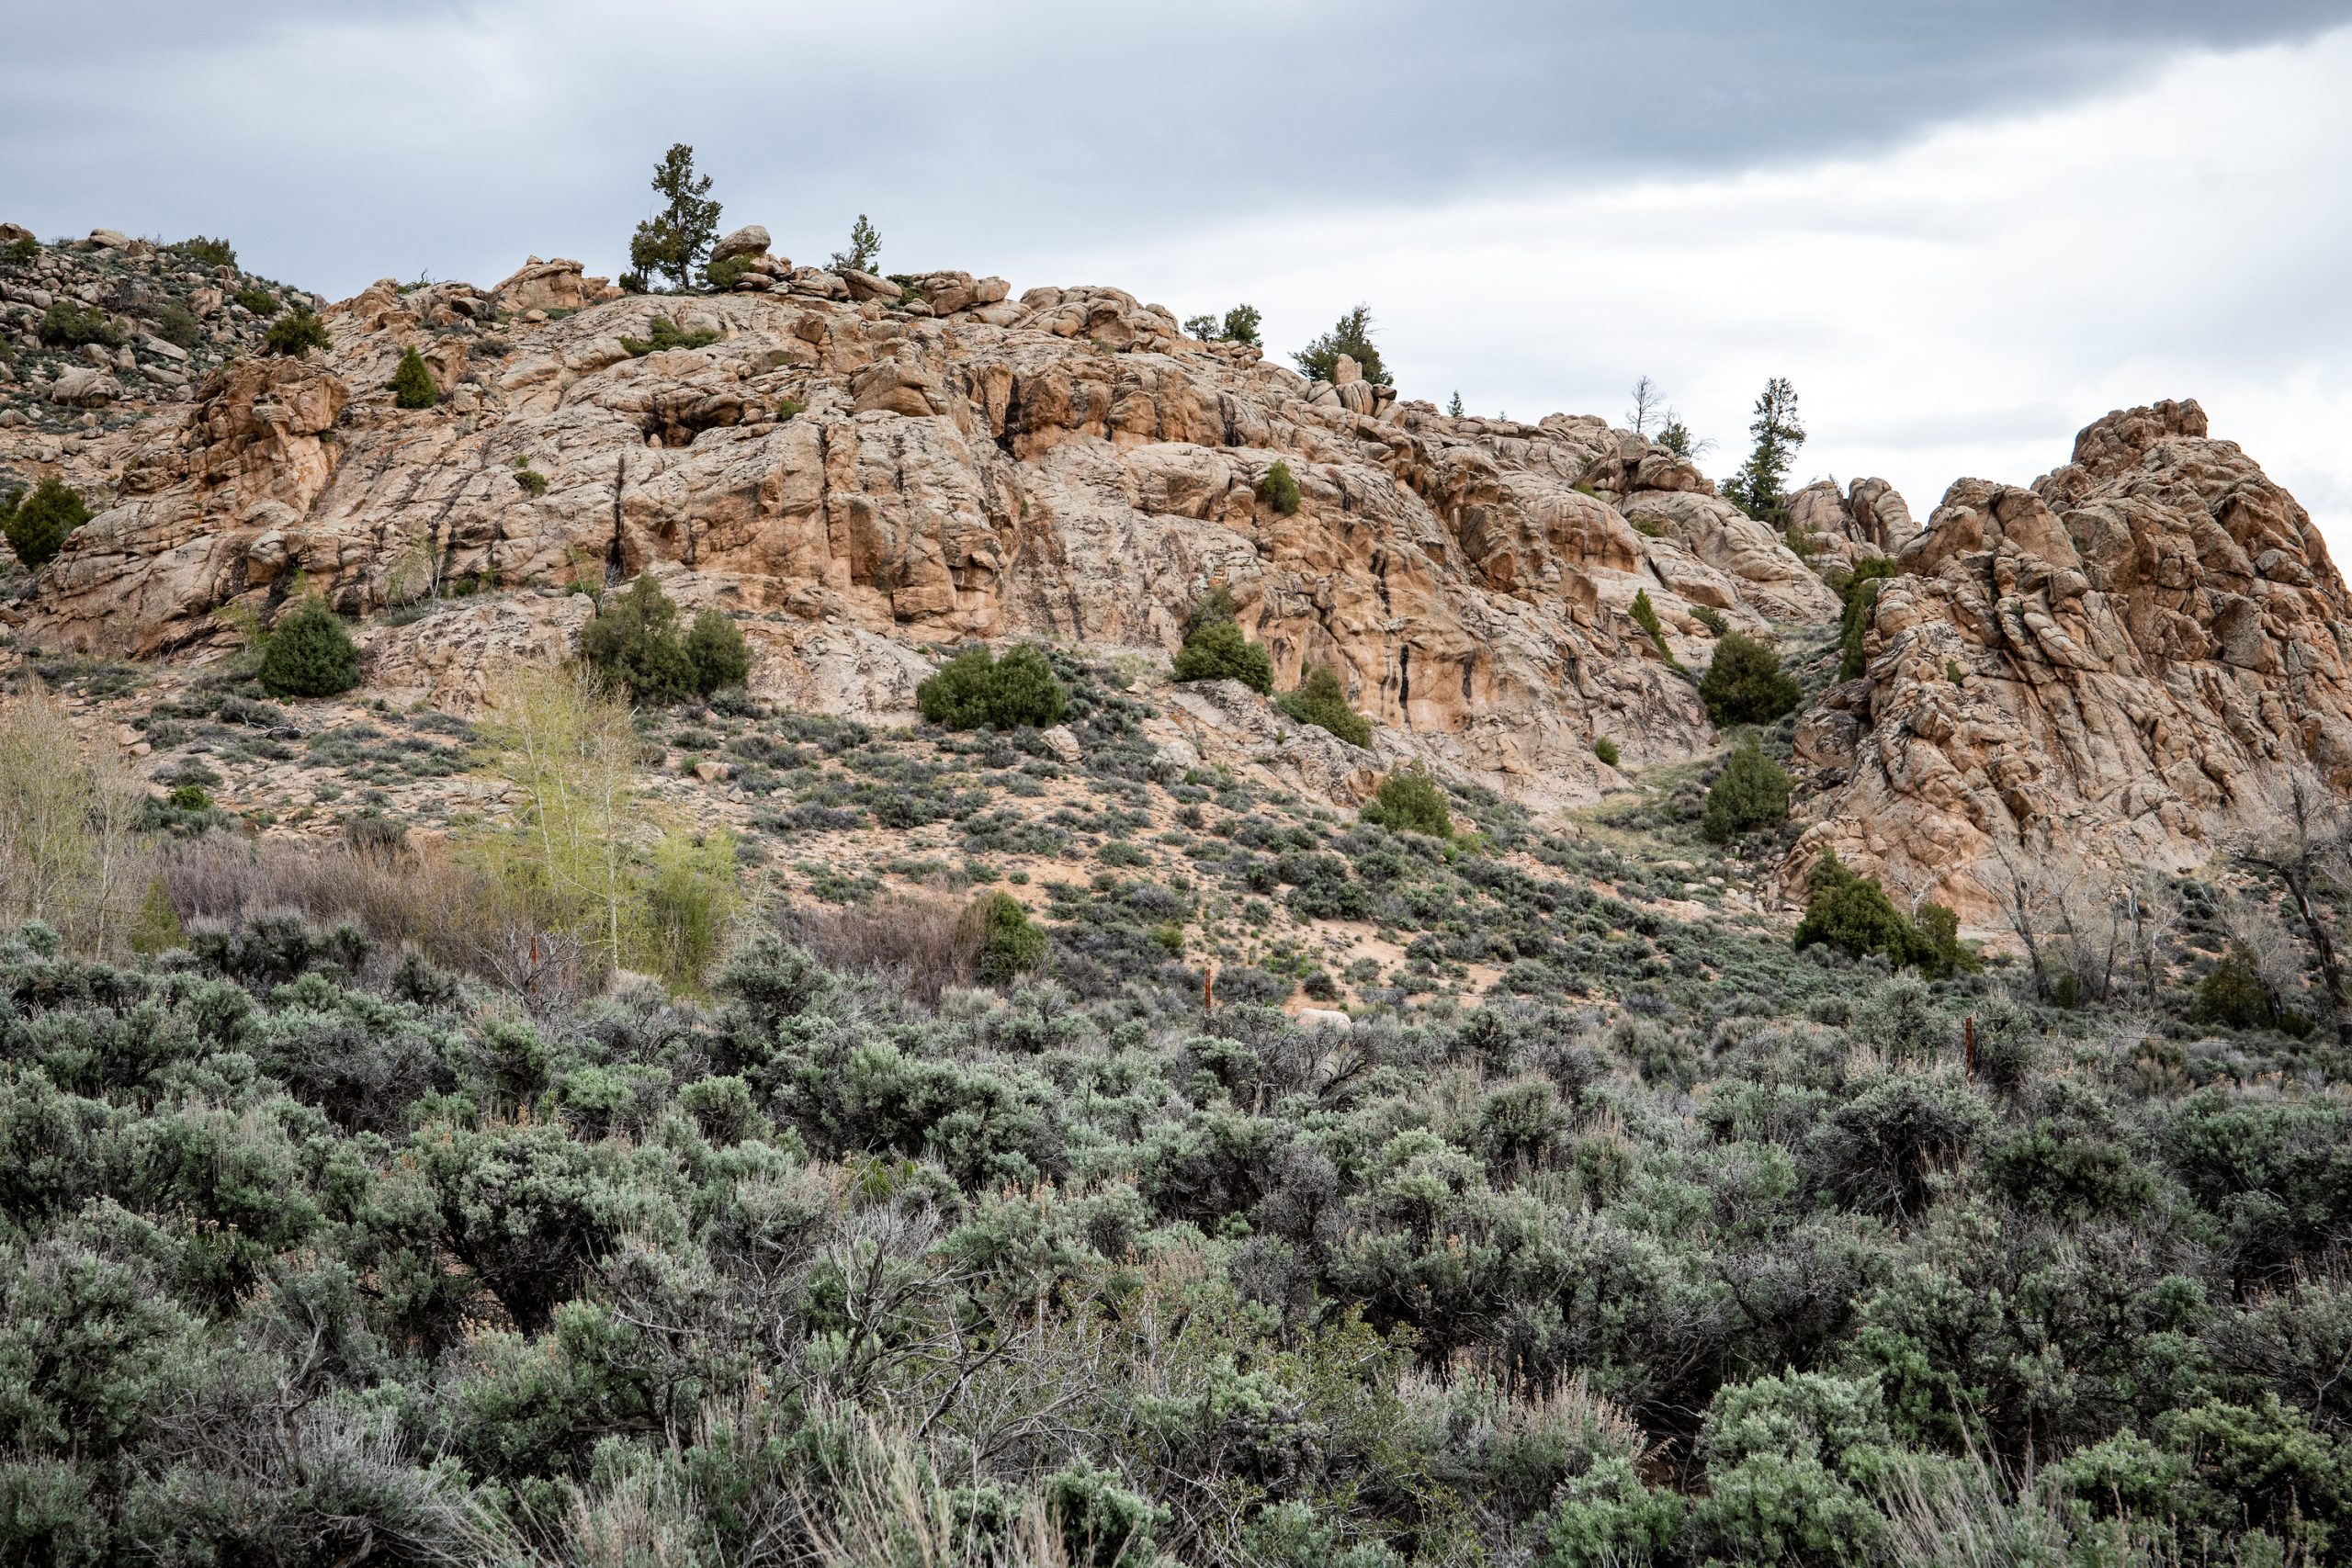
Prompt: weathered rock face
<box><xmin>1794</xmin><ymin>400</ymin><xmax>2352</xmax><ymax>914</ymax></box>
<box><xmin>22</xmin><ymin>254</ymin><xmax>1833</xmax><ymax>807</ymax></box>
<box><xmin>1784</xmin><ymin>476</ymin><xmax>1916</xmax><ymax>569</ymax></box>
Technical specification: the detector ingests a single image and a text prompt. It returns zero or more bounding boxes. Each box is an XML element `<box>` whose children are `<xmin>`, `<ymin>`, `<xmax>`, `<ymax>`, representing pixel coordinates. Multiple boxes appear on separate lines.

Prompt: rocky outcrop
<box><xmin>20</xmin><ymin>250</ymin><xmax>1841</xmax><ymax>808</ymax></box>
<box><xmin>1785</xmin><ymin>476</ymin><xmax>1917</xmax><ymax>569</ymax></box>
<box><xmin>490</xmin><ymin>256</ymin><xmax>616</xmax><ymax>315</ymax></box>
<box><xmin>1793</xmin><ymin>400</ymin><xmax>2352</xmax><ymax>914</ymax></box>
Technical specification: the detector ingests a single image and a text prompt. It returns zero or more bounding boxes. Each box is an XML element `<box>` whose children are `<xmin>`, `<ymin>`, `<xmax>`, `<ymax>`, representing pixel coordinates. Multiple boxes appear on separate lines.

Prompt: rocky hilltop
<box><xmin>9</xmin><ymin>231</ymin><xmax>1834</xmax><ymax>808</ymax></box>
<box><xmin>1795</xmin><ymin>399</ymin><xmax>2352</xmax><ymax>912</ymax></box>
<box><xmin>8</xmin><ymin>228</ymin><xmax>2351</xmax><ymax>916</ymax></box>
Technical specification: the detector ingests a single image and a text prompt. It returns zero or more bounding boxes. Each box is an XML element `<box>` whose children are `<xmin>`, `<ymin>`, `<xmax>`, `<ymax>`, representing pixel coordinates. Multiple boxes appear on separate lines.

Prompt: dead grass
<box><xmin>776</xmin><ymin>891</ymin><xmax>979</xmax><ymax>1007</ymax></box>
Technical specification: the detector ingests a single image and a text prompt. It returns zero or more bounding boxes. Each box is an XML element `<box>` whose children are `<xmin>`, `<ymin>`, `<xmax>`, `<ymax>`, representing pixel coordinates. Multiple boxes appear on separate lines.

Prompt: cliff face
<box><xmin>17</xmin><ymin>247</ymin><xmax>1832</xmax><ymax>807</ymax></box>
<box><xmin>1793</xmin><ymin>399</ymin><xmax>2352</xmax><ymax>913</ymax></box>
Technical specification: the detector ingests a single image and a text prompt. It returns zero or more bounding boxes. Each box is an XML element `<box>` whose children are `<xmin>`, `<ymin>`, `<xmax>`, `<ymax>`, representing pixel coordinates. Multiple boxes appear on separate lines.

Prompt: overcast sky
<box><xmin>7</xmin><ymin>1</ymin><xmax>2352</xmax><ymax>540</ymax></box>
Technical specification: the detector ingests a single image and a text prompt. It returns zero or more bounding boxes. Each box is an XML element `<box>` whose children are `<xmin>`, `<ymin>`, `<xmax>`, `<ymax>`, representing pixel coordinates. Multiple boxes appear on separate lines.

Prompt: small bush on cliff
<box><xmin>1838</xmin><ymin>557</ymin><xmax>1899</xmax><ymax>680</ymax></box>
<box><xmin>257</xmin><ymin>597</ymin><xmax>360</xmax><ymax>699</ymax></box>
<box><xmin>1701</xmin><ymin>739</ymin><xmax>1791</xmax><ymax>842</ymax></box>
<box><xmin>1185</xmin><ymin>304</ymin><xmax>1262</xmax><ymax>346</ymax></box>
<box><xmin>1174</xmin><ymin>620</ymin><xmax>1273</xmax><ymax>693</ymax></box>
<box><xmin>1629</xmin><ymin>589</ymin><xmax>1676</xmax><ymax>665</ymax></box>
<box><xmin>39</xmin><ymin>301</ymin><xmax>125</xmax><ymax>348</ymax></box>
<box><xmin>618</xmin><ymin>316</ymin><xmax>720</xmax><ymax>356</ymax></box>
<box><xmin>918</xmin><ymin>644</ymin><xmax>1066</xmax><ymax>731</ymax></box>
<box><xmin>264</xmin><ymin>308</ymin><xmax>330</xmax><ymax>356</ymax></box>
<box><xmin>1700</xmin><ymin>631</ymin><xmax>1801</xmax><ymax>727</ymax></box>
<box><xmin>232</xmin><ymin>285</ymin><xmax>279</xmax><ymax>316</ymax></box>
<box><xmin>1277</xmin><ymin>666</ymin><xmax>1372</xmax><ymax>747</ymax></box>
<box><xmin>1364</xmin><ymin>766</ymin><xmax>1453</xmax><ymax>838</ymax></box>
<box><xmin>1295</xmin><ymin>303</ymin><xmax>1389</xmax><ymax>386</ymax></box>
<box><xmin>1259</xmin><ymin>460</ymin><xmax>1302</xmax><ymax>516</ymax></box>
<box><xmin>3</xmin><ymin>236</ymin><xmax>36</xmax><ymax>265</ymax></box>
<box><xmin>1173</xmin><ymin>588</ymin><xmax>1274</xmax><ymax>693</ymax></box>
<box><xmin>170</xmin><ymin>236</ymin><xmax>238</xmax><ymax>268</ymax></box>
<box><xmin>3</xmin><ymin>478</ymin><xmax>91</xmax><ymax>570</ymax></box>
<box><xmin>150</xmin><ymin>303</ymin><xmax>203</xmax><ymax>350</ymax></box>
<box><xmin>581</xmin><ymin>573</ymin><xmax>746</xmax><ymax>706</ymax></box>
<box><xmin>390</xmin><ymin>347</ymin><xmax>438</xmax><ymax>409</ymax></box>
<box><xmin>1593</xmin><ymin>738</ymin><xmax>1620</xmax><ymax>767</ymax></box>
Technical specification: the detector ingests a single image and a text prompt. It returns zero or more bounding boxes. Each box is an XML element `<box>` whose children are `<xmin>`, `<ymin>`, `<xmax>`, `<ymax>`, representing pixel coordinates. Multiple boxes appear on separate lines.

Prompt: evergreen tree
<box><xmin>1277</xmin><ymin>666</ymin><xmax>1373</xmax><ymax>748</ymax></box>
<box><xmin>3</xmin><ymin>478</ymin><xmax>90</xmax><ymax>569</ymax></box>
<box><xmin>1701</xmin><ymin>739</ymin><xmax>1792</xmax><ymax>841</ymax></box>
<box><xmin>263</xmin><ymin>309</ymin><xmax>330</xmax><ymax>356</ymax></box>
<box><xmin>257</xmin><ymin>597</ymin><xmax>361</xmax><ymax>699</ymax></box>
<box><xmin>390</xmin><ymin>347</ymin><xmax>438</xmax><ymax>410</ymax></box>
<box><xmin>1700</xmin><ymin>631</ymin><xmax>1802</xmax><ymax>727</ymax></box>
<box><xmin>1219</xmin><ymin>304</ymin><xmax>1262</xmax><ymax>346</ymax></box>
<box><xmin>1295</xmin><ymin>304</ymin><xmax>1389</xmax><ymax>387</ymax></box>
<box><xmin>683</xmin><ymin>609</ymin><xmax>752</xmax><ymax>694</ymax></box>
<box><xmin>917</xmin><ymin>645</ymin><xmax>1068</xmax><ymax>730</ymax></box>
<box><xmin>628</xmin><ymin>143</ymin><xmax>723</xmax><ymax>292</ymax></box>
<box><xmin>580</xmin><ymin>572</ymin><xmax>697</xmax><ymax>705</ymax></box>
<box><xmin>831</xmin><ymin>214</ymin><xmax>881</xmax><ymax>274</ymax></box>
<box><xmin>1722</xmin><ymin>377</ymin><xmax>1804</xmax><ymax>524</ymax></box>
<box><xmin>1447</xmin><ymin>390</ymin><xmax>1464</xmax><ymax>418</ymax></box>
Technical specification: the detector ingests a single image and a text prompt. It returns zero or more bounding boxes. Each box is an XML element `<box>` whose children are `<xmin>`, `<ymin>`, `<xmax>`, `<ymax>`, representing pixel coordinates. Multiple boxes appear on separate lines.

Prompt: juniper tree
<box><xmin>628</xmin><ymin>143</ymin><xmax>723</xmax><ymax>292</ymax></box>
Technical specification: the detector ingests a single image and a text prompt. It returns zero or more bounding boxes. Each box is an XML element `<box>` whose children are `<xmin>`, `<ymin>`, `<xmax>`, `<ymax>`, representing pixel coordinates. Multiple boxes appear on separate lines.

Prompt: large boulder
<box><xmin>708</xmin><ymin>225</ymin><xmax>771</xmax><ymax>265</ymax></box>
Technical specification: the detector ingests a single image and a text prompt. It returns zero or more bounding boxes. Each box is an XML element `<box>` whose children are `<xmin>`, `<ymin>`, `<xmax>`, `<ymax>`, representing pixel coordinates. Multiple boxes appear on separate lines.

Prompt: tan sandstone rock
<box><xmin>24</xmin><ymin>267</ymin><xmax>1849</xmax><ymax>809</ymax></box>
<box><xmin>1792</xmin><ymin>399</ymin><xmax>2352</xmax><ymax>916</ymax></box>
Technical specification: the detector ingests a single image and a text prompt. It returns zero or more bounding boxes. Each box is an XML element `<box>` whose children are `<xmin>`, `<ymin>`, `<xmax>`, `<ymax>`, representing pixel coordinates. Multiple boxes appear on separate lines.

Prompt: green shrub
<box><xmin>171</xmin><ymin>236</ymin><xmax>238</xmax><ymax>268</ymax></box>
<box><xmin>1592</xmin><ymin>738</ymin><xmax>1620</xmax><ymax>767</ymax></box>
<box><xmin>1364</xmin><ymin>767</ymin><xmax>1453</xmax><ymax>838</ymax></box>
<box><xmin>38</xmin><ymin>301</ymin><xmax>125</xmax><ymax>348</ymax></box>
<box><xmin>962</xmin><ymin>891</ymin><xmax>1048</xmax><ymax>986</ymax></box>
<box><xmin>514</xmin><ymin>468</ymin><xmax>548</xmax><ymax>496</ymax></box>
<box><xmin>1276</xmin><ymin>665</ymin><xmax>1371</xmax><ymax>747</ymax></box>
<box><xmin>3</xmin><ymin>479</ymin><xmax>91</xmax><ymax>569</ymax></box>
<box><xmin>264</xmin><ymin>309</ymin><xmax>330</xmax><ymax>356</ymax></box>
<box><xmin>617</xmin><ymin>316</ymin><xmax>721</xmax><ymax>356</ymax></box>
<box><xmin>1691</xmin><ymin>604</ymin><xmax>1729</xmax><ymax>636</ymax></box>
<box><xmin>390</xmin><ymin>346</ymin><xmax>438</xmax><ymax>409</ymax></box>
<box><xmin>917</xmin><ymin>644</ymin><xmax>1068</xmax><ymax>730</ymax></box>
<box><xmin>1700</xmin><ymin>630</ymin><xmax>1802</xmax><ymax>726</ymax></box>
<box><xmin>1174</xmin><ymin>619</ymin><xmax>1273</xmax><ymax>693</ymax></box>
<box><xmin>1628</xmin><ymin>589</ymin><xmax>1675</xmax><ymax>664</ymax></box>
<box><xmin>1701</xmin><ymin>739</ymin><xmax>1791</xmax><ymax>842</ymax></box>
<box><xmin>683</xmin><ymin>609</ymin><xmax>752</xmax><ymax>694</ymax></box>
<box><xmin>1259</xmin><ymin>460</ymin><xmax>1302</xmax><ymax>516</ymax></box>
<box><xmin>2191</xmin><ymin>943</ymin><xmax>2279</xmax><ymax>1031</ymax></box>
<box><xmin>1838</xmin><ymin>557</ymin><xmax>1898</xmax><ymax>680</ymax></box>
<box><xmin>1536</xmin><ymin>1455</ymin><xmax>1685</xmax><ymax>1568</ymax></box>
<box><xmin>3</xmin><ymin>236</ymin><xmax>36</xmax><ymax>265</ymax></box>
<box><xmin>232</xmin><ymin>285</ymin><xmax>279</xmax><ymax>316</ymax></box>
<box><xmin>580</xmin><ymin>573</ymin><xmax>700</xmax><ymax>705</ymax></box>
<box><xmin>1792</xmin><ymin>850</ymin><xmax>1970</xmax><ymax>977</ymax></box>
<box><xmin>701</xmin><ymin>254</ymin><xmax>752</xmax><ymax>289</ymax></box>
<box><xmin>257</xmin><ymin>597</ymin><xmax>360</xmax><ymax>699</ymax></box>
<box><xmin>1043</xmin><ymin>1459</ymin><xmax>1161</xmax><ymax>1568</ymax></box>
<box><xmin>150</xmin><ymin>303</ymin><xmax>203</xmax><ymax>350</ymax></box>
